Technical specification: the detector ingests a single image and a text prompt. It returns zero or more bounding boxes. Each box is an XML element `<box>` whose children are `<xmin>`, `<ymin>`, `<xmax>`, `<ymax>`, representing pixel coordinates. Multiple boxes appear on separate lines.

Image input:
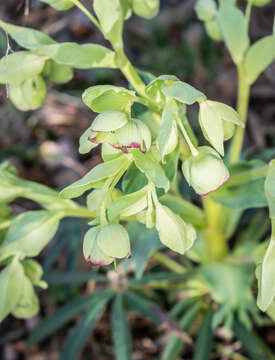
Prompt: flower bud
<box><xmin>116</xmin><ymin>118</ymin><xmax>151</xmax><ymax>153</ymax></box>
<box><xmin>182</xmin><ymin>146</ymin><xmax>230</xmax><ymax>196</ymax></box>
<box><xmin>83</xmin><ymin>224</ymin><xmax>131</xmax><ymax>266</ymax></box>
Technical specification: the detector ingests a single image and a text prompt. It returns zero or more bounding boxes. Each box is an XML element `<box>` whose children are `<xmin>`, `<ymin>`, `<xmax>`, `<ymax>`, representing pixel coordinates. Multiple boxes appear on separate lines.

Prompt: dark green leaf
<box><xmin>122</xmin><ymin>163</ymin><xmax>148</xmax><ymax>194</ymax></box>
<box><xmin>60</xmin><ymin>289</ymin><xmax>113</xmax><ymax>360</ymax></box>
<box><xmin>234</xmin><ymin>321</ymin><xmax>275</xmax><ymax>360</ymax></box>
<box><xmin>28</xmin><ymin>290</ymin><xmax>113</xmax><ymax>346</ymax></box>
<box><xmin>44</xmin><ymin>271</ymin><xmax>107</xmax><ymax>285</ymax></box>
<box><xmin>111</xmin><ymin>294</ymin><xmax>132</xmax><ymax>360</ymax></box>
<box><xmin>193</xmin><ymin>307</ymin><xmax>213</xmax><ymax>360</ymax></box>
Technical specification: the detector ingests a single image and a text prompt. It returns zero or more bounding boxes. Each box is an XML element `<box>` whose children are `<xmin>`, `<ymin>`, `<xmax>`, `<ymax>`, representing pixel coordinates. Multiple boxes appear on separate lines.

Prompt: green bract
<box><xmin>132</xmin><ymin>0</ymin><xmax>159</xmax><ymax>19</ymax></box>
<box><xmin>155</xmin><ymin>202</ymin><xmax>196</xmax><ymax>254</ymax></box>
<box><xmin>82</xmin><ymin>85</ymin><xmax>136</xmax><ymax>113</ymax></box>
<box><xmin>9</xmin><ymin>75</ymin><xmax>47</xmax><ymax>111</ymax></box>
<box><xmin>182</xmin><ymin>146</ymin><xmax>230</xmax><ymax>196</ymax></box>
<box><xmin>199</xmin><ymin>100</ymin><xmax>243</xmax><ymax>156</ymax></box>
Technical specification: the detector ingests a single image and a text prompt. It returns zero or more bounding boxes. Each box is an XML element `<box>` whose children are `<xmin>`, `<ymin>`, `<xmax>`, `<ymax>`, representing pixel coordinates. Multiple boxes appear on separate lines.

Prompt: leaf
<box><xmin>161</xmin><ymin>302</ymin><xmax>202</xmax><ymax>360</ymax></box>
<box><xmin>199</xmin><ymin>101</ymin><xmax>224</xmax><ymax>155</ymax></box>
<box><xmin>158</xmin><ymin>100</ymin><xmax>178</xmax><ymax>162</ymax></box>
<box><xmin>60</xmin><ymin>155</ymin><xmax>130</xmax><ymax>199</ymax></box>
<box><xmin>234</xmin><ymin>321</ymin><xmax>275</xmax><ymax>360</ymax></box>
<box><xmin>145</xmin><ymin>75</ymin><xmax>179</xmax><ymax>104</ymax></box>
<box><xmin>0</xmin><ymin>20</ymin><xmax>56</xmax><ymax>50</ymax></box>
<box><xmin>0</xmin><ymin>210</ymin><xmax>61</xmax><ymax>258</ymax></box>
<box><xmin>0</xmin><ymin>51</ymin><xmax>46</xmax><ymax>85</ymax></box>
<box><xmin>108</xmin><ymin>187</ymin><xmax>148</xmax><ymax>221</ymax></box>
<box><xmin>44</xmin><ymin>271</ymin><xmax>107</xmax><ymax>285</ymax></box>
<box><xmin>60</xmin><ymin>289</ymin><xmax>113</xmax><ymax>360</ymax></box>
<box><xmin>0</xmin><ymin>258</ymin><xmax>24</xmax><ymax>322</ymax></box>
<box><xmin>132</xmin><ymin>0</ymin><xmax>159</xmax><ymax>19</ymax></box>
<box><xmin>82</xmin><ymin>85</ymin><xmax>136</xmax><ymax>113</ymax></box>
<box><xmin>193</xmin><ymin>307</ymin><xmax>213</xmax><ymax>360</ymax></box>
<box><xmin>244</xmin><ymin>35</ymin><xmax>275</xmax><ymax>85</ymax></box>
<box><xmin>12</xmin><ymin>276</ymin><xmax>39</xmax><ymax>319</ymax></box>
<box><xmin>93</xmin><ymin>0</ymin><xmax>124</xmax><ymax>46</ymax></box>
<box><xmin>39</xmin><ymin>43</ymin><xmax>117</xmax><ymax>69</ymax></box>
<box><xmin>161</xmin><ymin>81</ymin><xmax>206</xmax><ymax>105</ymax></box>
<box><xmin>27</xmin><ymin>290</ymin><xmax>113</xmax><ymax>346</ymax></box>
<box><xmin>122</xmin><ymin>163</ymin><xmax>148</xmax><ymax>194</ymax></box>
<box><xmin>111</xmin><ymin>294</ymin><xmax>132</xmax><ymax>360</ymax></box>
<box><xmin>211</xmin><ymin>160</ymin><xmax>268</xmax><ymax>210</ymax></box>
<box><xmin>155</xmin><ymin>202</ymin><xmax>196</xmax><ymax>254</ymax></box>
<box><xmin>132</xmin><ymin>150</ymin><xmax>169</xmax><ymax>191</ymax></box>
<box><xmin>160</xmin><ymin>194</ymin><xmax>206</xmax><ymax>228</ymax></box>
<box><xmin>129</xmin><ymin>272</ymin><xmax>188</xmax><ymax>286</ymax></box>
<box><xmin>40</xmin><ymin>0</ymin><xmax>74</xmax><ymax>10</ymax></box>
<box><xmin>218</xmin><ymin>2</ymin><xmax>249</xmax><ymax>64</ymax></box>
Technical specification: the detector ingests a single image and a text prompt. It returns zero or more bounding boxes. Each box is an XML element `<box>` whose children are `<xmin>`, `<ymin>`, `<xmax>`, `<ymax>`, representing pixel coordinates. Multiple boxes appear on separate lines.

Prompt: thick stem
<box><xmin>202</xmin><ymin>197</ymin><xmax>228</xmax><ymax>260</ymax></box>
<box><xmin>229</xmin><ymin>64</ymin><xmax>250</xmax><ymax>163</ymax></box>
<box><xmin>115</xmin><ymin>48</ymin><xmax>160</xmax><ymax>113</ymax></box>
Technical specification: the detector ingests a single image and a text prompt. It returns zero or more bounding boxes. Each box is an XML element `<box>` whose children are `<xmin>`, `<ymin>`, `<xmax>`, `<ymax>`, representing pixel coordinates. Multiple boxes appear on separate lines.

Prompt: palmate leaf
<box><xmin>60</xmin><ymin>289</ymin><xmax>114</xmax><ymax>360</ymax></box>
<box><xmin>193</xmin><ymin>307</ymin><xmax>213</xmax><ymax>360</ymax></box>
<box><xmin>28</xmin><ymin>289</ymin><xmax>113</xmax><ymax>346</ymax></box>
<box><xmin>161</xmin><ymin>301</ymin><xmax>202</xmax><ymax>360</ymax></box>
<box><xmin>234</xmin><ymin>321</ymin><xmax>275</xmax><ymax>360</ymax></box>
<box><xmin>111</xmin><ymin>294</ymin><xmax>132</xmax><ymax>360</ymax></box>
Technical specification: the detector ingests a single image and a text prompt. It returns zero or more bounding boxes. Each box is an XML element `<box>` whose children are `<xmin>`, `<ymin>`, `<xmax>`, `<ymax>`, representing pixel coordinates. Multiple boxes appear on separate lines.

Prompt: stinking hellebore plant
<box><xmin>0</xmin><ymin>0</ymin><xmax>275</xmax><ymax>358</ymax></box>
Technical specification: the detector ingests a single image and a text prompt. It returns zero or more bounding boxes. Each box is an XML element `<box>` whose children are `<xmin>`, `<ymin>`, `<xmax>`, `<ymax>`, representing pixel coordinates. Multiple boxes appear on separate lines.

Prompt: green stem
<box><xmin>202</xmin><ymin>197</ymin><xmax>228</xmax><ymax>260</ymax></box>
<box><xmin>229</xmin><ymin>64</ymin><xmax>250</xmax><ymax>163</ymax></box>
<box><xmin>115</xmin><ymin>48</ymin><xmax>160</xmax><ymax>113</ymax></box>
<box><xmin>152</xmin><ymin>252</ymin><xmax>186</xmax><ymax>273</ymax></box>
<box><xmin>70</xmin><ymin>0</ymin><xmax>101</xmax><ymax>30</ymax></box>
<box><xmin>177</xmin><ymin>117</ymin><xmax>199</xmax><ymax>156</ymax></box>
<box><xmin>63</xmin><ymin>208</ymin><xmax>95</xmax><ymax>218</ymax></box>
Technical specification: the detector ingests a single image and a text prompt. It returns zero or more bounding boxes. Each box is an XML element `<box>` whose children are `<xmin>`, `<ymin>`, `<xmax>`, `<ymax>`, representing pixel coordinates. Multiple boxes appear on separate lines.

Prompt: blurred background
<box><xmin>0</xmin><ymin>0</ymin><xmax>275</xmax><ymax>359</ymax></box>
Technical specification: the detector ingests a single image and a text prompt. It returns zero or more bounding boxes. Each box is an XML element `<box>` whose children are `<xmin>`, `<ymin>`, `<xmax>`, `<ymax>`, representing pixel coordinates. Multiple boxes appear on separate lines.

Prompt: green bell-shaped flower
<box><xmin>182</xmin><ymin>146</ymin><xmax>230</xmax><ymax>196</ymax></box>
<box><xmin>83</xmin><ymin>224</ymin><xmax>131</xmax><ymax>266</ymax></box>
<box><xmin>115</xmin><ymin>118</ymin><xmax>151</xmax><ymax>153</ymax></box>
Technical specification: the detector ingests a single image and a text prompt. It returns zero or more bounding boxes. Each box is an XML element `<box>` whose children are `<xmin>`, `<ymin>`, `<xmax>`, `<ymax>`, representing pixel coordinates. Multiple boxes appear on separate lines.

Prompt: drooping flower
<box><xmin>182</xmin><ymin>146</ymin><xmax>230</xmax><ymax>196</ymax></box>
<box><xmin>83</xmin><ymin>224</ymin><xmax>131</xmax><ymax>266</ymax></box>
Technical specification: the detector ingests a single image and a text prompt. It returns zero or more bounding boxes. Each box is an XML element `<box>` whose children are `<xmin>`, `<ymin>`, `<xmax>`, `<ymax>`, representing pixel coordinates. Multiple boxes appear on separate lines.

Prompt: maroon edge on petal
<box><xmin>199</xmin><ymin>175</ymin><xmax>231</xmax><ymax>197</ymax></box>
<box><xmin>86</xmin><ymin>256</ymin><xmax>112</xmax><ymax>266</ymax></box>
<box><xmin>110</xmin><ymin>142</ymin><xmax>146</xmax><ymax>154</ymax></box>
<box><xmin>88</xmin><ymin>137</ymin><xmax>100</xmax><ymax>144</ymax></box>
